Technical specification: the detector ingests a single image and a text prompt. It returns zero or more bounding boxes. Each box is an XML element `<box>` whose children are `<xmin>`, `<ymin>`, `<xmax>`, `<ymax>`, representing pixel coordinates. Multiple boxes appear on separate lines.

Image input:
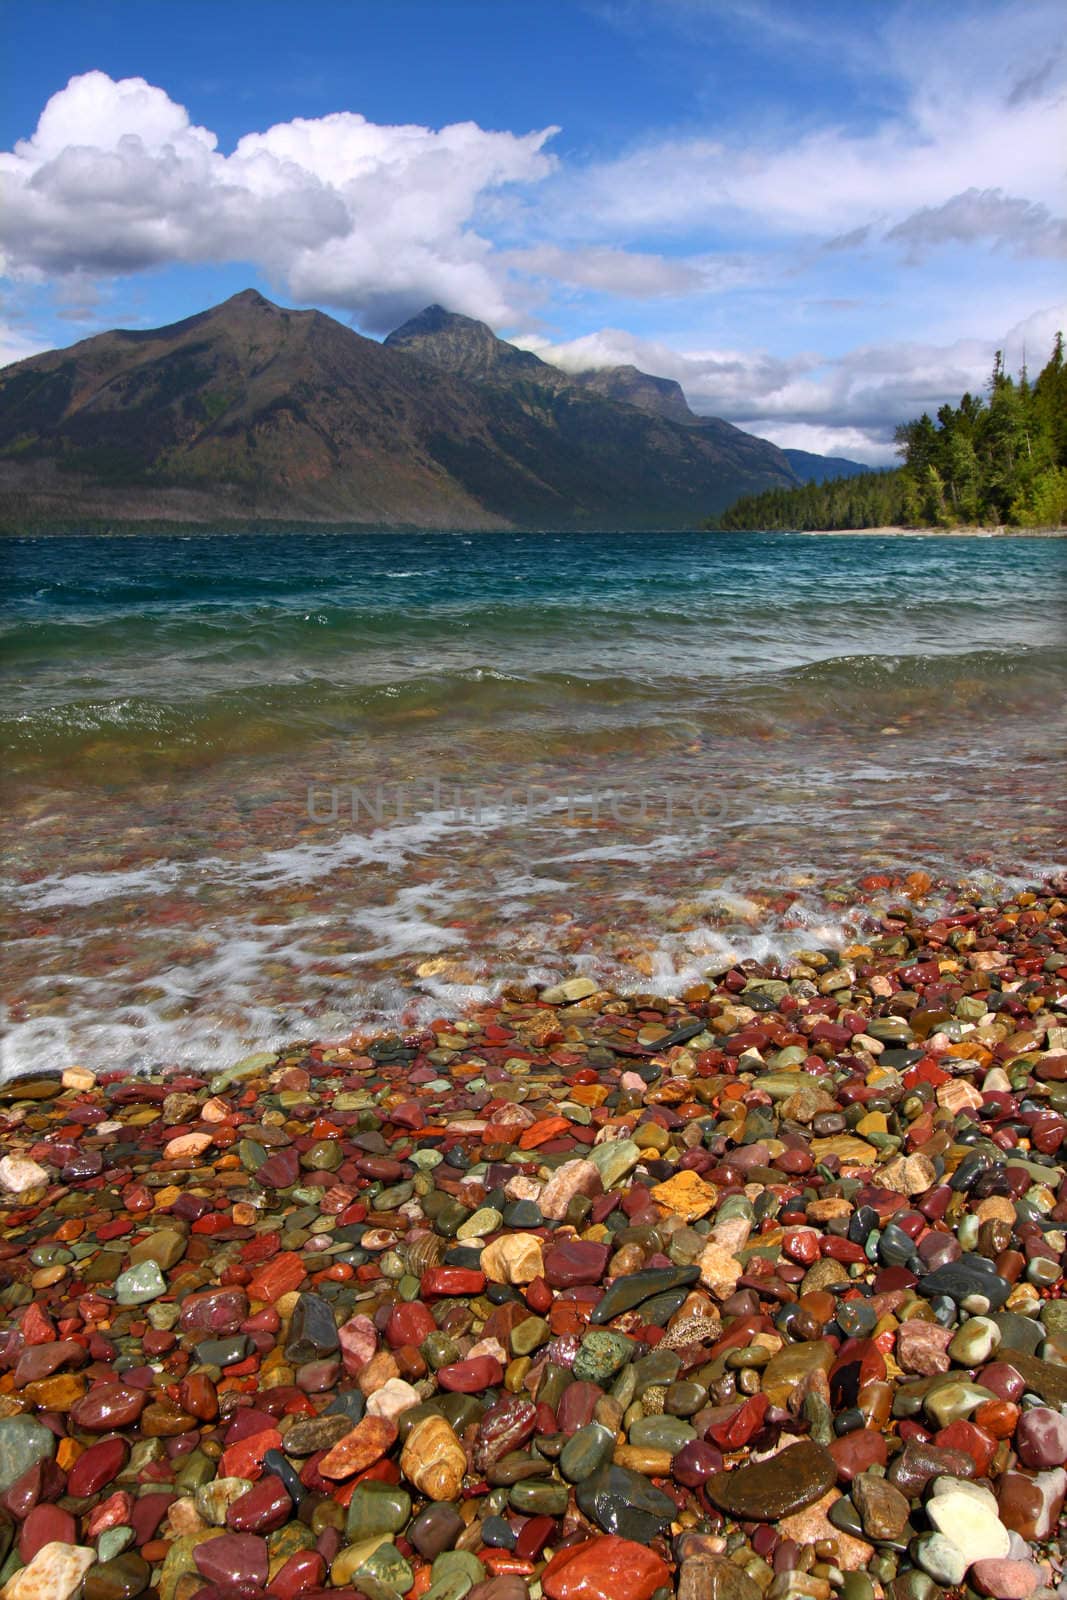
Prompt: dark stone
<box><xmin>576</xmin><ymin>1463</ymin><xmax>677</xmax><ymax>1541</ymax></box>
<box><xmin>284</xmin><ymin>1294</ymin><xmax>340</xmax><ymax>1364</ymax></box>
<box><xmin>706</xmin><ymin>1440</ymin><xmax>836</xmax><ymax>1522</ymax></box>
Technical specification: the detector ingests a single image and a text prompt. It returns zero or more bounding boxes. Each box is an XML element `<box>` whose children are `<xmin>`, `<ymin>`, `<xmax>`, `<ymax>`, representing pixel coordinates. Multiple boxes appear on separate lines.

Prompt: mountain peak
<box><xmin>389</xmin><ymin>304</ymin><xmax>485</xmax><ymax>337</ymax></box>
<box><xmin>384</xmin><ymin>304</ymin><xmax>550</xmax><ymax>385</ymax></box>
<box><xmin>220</xmin><ymin>288</ymin><xmax>281</xmax><ymax>313</ymax></box>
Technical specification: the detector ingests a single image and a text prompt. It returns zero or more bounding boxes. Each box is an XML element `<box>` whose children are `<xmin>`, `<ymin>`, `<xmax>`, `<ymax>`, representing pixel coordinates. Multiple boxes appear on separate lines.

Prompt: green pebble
<box><xmin>573</xmin><ymin>1331</ymin><xmax>634</xmax><ymax>1385</ymax></box>
<box><xmin>628</xmin><ymin>1415</ymin><xmax>695</xmax><ymax>1452</ymax></box>
<box><xmin>508</xmin><ymin>1480</ymin><xmax>569</xmax><ymax>1516</ymax></box>
<box><xmin>357</xmin><ymin>1541</ymin><xmax>413</xmax><ymax>1596</ymax></box>
<box><xmin>431</xmin><ymin>1551</ymin><xmax>486</xmax><ymax>1587</ymax></box>
<box><xmin>95</xmin><ymin>1528</ymin><xmax>135</xmax><ymax>1564</ymax></box>
<box><xmin>456</xmin><ymin>1208</ymin><xmax>502</xmax><ymax>1241</ymax></box>
<box><xmin>509</xmin><ymin>1317</ymin><xmax>550</xmax><ymax>1357</ymax></box>
<box><xmin>560</xmin><ymin>1423</ymin><xmax>616</xmax><ymax>1483</ymax></box>
<box><xmin>346</xmin><ymin>1483</ymin><xmax>412</xmax><ymax>1542</ymax></box>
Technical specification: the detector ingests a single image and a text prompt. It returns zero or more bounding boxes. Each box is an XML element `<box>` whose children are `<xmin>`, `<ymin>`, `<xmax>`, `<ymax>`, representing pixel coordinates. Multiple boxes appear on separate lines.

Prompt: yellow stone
<box><xmin>855</xmin><ymin>1111</ymin><xmax>888</xmax><ymax>1135</ymax></box>
<box><xmin>164</xmin><ymin>1131</ymin><xmax>213</xmax><ymax>1161</ymax></box>
<box><xmin>810</xmin><ymin>1135</ymin><xmax>879</xmax><ymax>1165</ymax></box>
<box><xmin>569</xmin><ymin>1083</ymin><xmax>609</xmax><ymax>1107</ymax></box>
<box><xmin>479</xmin><ymin>1233</ymin><xmax>544</xmax><ymax>1286</ymax></box>
<box><xmin>30</xmin><ymin>1267</ymin><xmax>68</xmax><ymax>1291</ymax></box>
<box><xmin>22</xmin><ymin>1375</ymin><xmax>85</xmax><ymax>1411</ymax></box>
<box><xmin>61</xmin><ymin>1067</ymin><xmax>95</xmax><ymax>1091</ymax></box>
<box><xmin>331</xmin><ymin>1537</ymin><xmax>390</xmax><ymax>1587</ymax></box>
<box><xmin>154</xmin><ymin>1186</ymin><xmax>182</xmax><ymax>1210</ymax></box>
<box><xmin>613</xmin><ymin>1444</ymin><xmax>673</xmax><ymax>1475</ymax></box>
<box><xmin>761</xmin><ymin>1341</ymin><xmax>834</xmax><ymax>1409</ymax></box>
<box><xmin>401</xmin><ymin>1416</ymin><xmax>465</xmax><ymax>1501</ymax></box>
<box><xmin>650</xmin><ymin>1169</ymin><xmax>717</xmax><ymax>1222</ymax></box>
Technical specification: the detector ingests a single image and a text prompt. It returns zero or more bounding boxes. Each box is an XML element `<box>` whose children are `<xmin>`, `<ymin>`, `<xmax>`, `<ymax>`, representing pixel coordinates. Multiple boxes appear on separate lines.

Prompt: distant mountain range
<box><xmin>780</xmin><ymin>448</ymin><xmax>871</xmax><ymax>485</ymax></box>
<box><xmin>0</xmin><ymin>291</ymin><xmax>866</xmax><ymax>530</ymax></box>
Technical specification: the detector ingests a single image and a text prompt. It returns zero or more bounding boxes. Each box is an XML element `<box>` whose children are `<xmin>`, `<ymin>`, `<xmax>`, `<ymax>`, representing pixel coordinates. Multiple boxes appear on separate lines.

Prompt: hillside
<box><xmin>0</xmin><ymin>292</ymin><xmax>802</xmax><ymax>531</ymax></box>
<box><xmin>710</xmin><ymin>336</ymin><xmax>1067</xmax><ymax>531</ymax></box>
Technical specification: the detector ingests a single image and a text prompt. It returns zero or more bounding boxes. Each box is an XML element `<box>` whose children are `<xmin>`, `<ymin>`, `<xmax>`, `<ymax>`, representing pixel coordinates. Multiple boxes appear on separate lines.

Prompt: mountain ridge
<box><xmin>0</xmin><ymin>290</ymin><xmax>839</xmax><ymax>530</ymax></box>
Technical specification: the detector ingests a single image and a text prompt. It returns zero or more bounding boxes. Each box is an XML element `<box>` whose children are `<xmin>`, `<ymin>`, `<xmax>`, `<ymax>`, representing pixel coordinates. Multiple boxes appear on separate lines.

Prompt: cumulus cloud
<box><xmin>521</xmin><ymin>303</ymin><xmax>1067</xmax><ymax>464</ymax></box>
<box><xmin>2</xmin><ymin>15</ymin><xmax>1064</xmax><ymax>458</ymax></box>
<box><xmin>0</xmin><ymin>71</ymin><xmax>558</xmax><ymax>330</ymax></box>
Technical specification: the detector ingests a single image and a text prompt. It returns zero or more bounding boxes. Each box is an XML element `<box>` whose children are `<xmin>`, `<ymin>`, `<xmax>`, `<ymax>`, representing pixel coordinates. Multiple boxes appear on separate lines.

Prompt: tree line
<box><xmin>708</xmin><ymin>334</ymin><xmax>1067</xmax><ymax>530</ymax></box>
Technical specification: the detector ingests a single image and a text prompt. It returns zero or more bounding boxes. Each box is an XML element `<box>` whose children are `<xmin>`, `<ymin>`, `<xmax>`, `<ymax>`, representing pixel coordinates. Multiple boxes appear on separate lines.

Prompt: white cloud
<box><xmin>0</xmin><ymin>72</ymin><xmax>558</xmax><ymax>330</ymax></box>
<box><xmin>751</xmin><ymin>423</ymin><xmax>899</xmax><ymax>467</ymax></box>
<box><xmin>2</xmin><ymin>10</ymin><xmax>1064</xmax><ymax>460</ymax></box>
<box><xmin>548</xmin><ymin>5</ymin><xmax>1065</xmax><ymax>249</ymax></box>
<box><xmin>522</xmin><ymin>302</ymin><xmax>1067</xmax><ymax>464</ymax></box>
<box><xmin>886</xmin><ymin>188</ymin><xmax>1067</xmax><ymax>261</ymax></box>
<box><xmin>505</xmin><ymin>245</ymin><xmax>706</xmax><ymax>297</ymax></box>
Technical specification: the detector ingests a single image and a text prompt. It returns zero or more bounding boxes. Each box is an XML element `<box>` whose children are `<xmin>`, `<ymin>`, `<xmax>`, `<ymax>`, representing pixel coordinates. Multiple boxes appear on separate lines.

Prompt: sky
<box><xmin>1</xmin><ymin>0</ymin><xmax>1064</xmax><ymax>463</ymax></box>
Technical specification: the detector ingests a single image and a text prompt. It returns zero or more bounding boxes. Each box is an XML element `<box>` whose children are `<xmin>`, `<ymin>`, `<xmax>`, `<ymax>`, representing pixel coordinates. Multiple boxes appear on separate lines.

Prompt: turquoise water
<box><xmin>2</xmin><ymin>530</ymin><xmax>1065</xmax><ymax>1076</ymax></box>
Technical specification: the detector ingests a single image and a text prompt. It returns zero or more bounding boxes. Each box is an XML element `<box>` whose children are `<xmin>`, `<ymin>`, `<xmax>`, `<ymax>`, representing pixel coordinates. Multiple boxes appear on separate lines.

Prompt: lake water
<box><xmin>2</xmin><ymin>530</ymin><xmax>1064</xmax><ymax>1077</ymax></box>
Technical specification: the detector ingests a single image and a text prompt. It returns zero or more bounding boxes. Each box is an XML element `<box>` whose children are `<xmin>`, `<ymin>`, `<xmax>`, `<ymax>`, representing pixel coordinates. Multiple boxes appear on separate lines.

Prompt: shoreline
<box><xmin>789</xmin><ymin>524</ymin><xmax>1067</xmax><ymax>537</ymax></box>
<box><xmin>1</xmin><ymin>876</ymin><xmax>1064</xmax><ymax>1599</ymax></box>
<box><xmin>2</xmin><ymin>521</ymin><xmax>1065</xmax><ymax>538</ymax></box>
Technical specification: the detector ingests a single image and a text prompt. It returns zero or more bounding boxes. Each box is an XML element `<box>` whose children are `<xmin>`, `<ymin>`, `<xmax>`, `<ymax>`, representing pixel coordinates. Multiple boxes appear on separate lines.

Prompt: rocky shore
<box><xmin>0</xmin><ymin>877</ymin><xmax>1065</xmax><ymax>1600</ymax></box>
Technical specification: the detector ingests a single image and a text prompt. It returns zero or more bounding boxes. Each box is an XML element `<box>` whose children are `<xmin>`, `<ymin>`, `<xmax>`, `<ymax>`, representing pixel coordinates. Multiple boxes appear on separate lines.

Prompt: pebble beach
<box><xmin>1</xmin><ymin>530</ymin><xmax>1065</xmax><ymax>1600</ymax></box>
<box><xmin>1</xmin><ymin>877</ymin><xmax>1066</xmax><ymax>1600</ymax></box>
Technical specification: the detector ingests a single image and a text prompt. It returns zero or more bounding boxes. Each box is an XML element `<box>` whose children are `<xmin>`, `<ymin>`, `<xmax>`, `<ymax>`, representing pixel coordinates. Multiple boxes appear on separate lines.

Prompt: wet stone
<box><xmin>113</xmin><ymin>1261</ymin><xmax>166</xmax><ymax>1305</ymax></box>
<box><xmin>850</xmin><ymin>1473</ymin><xmax>910</xmax><ymax>1542</ymax></box>
<box><xmin>0</xmin><ymin>1419</ymin><xmax>55</xmax><ymax>1496</ymax></box>
<box><xmin>706</xmin><ymin>1440</ymin><xmax>837</xmax><ymax>1522</ymax></box>
<box><xmin>284</xmin><ymin>1292</ymin><xmax>339</xmax><ymax>1363</ymax></box>
<box><xmin>82</xmin><ymin>1554</ymin><xmax>151</xmax><ymax>1600</ymax></box>
<box><xmin>576</xmin><ymin>1464</ymin><xmax>677</xmax><ymax>1542</ymax></box>
<box><xmin>0</xmin><ymin>882</ymin><xmax>1063</xmax><ymax>1600</ymax></box>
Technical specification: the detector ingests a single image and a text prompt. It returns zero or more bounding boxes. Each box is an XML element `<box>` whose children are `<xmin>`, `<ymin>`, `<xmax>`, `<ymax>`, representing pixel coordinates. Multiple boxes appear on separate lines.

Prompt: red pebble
<box><xmin>705</xmin><ymin>1393</ymin><xmax>768</xmax><ymax>1450</ymax></box>
<box><xmin>270</xmin><ymin>1552</ymin><xmax>327</xmax><ymax>1600</ymax></box>
<box><xmin>542</xmin><ymin>1534</ymin><xmax>670</xmax><ymax>1600</ymax></box>
<box><xmin>420</xmin><ymin>1267</ymin><xmax>486</xmax><ymax>1298</ymax></box>
<box><xmin>437</xmin><ymin>1356</ymin><xmax>505</xmax><ymax>1393</ymax></box>
<box><xmin>386</xmin><ymin>1302</ymin><xmax>436</xmax><ymax>1350</ymax></box>
<box><xmin>935</xmin><ymin>1420</ymin><xmax>997</xmax><ymax>1476</ymax></box>
<box><xmin>19</xmin><ymin>1505</ymin><xmax>76</xmax><ymax>1562</ymax></box>
<box><xmin>67</xmin><ymin>1437</ymin><xmax>129</xmax><ymax>1497</ymax></box>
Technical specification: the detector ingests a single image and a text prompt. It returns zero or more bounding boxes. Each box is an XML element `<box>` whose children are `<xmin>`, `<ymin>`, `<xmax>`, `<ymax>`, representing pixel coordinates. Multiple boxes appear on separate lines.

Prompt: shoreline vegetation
<box><xmin>2</xmin><ymin>519</ymin><xmax>1064</xmax><ymax>539</ymax></box>
<box><xmin>709</xmin><ymin>336</ymin><xmax>1067</xmax><ymax>534</ymax></box>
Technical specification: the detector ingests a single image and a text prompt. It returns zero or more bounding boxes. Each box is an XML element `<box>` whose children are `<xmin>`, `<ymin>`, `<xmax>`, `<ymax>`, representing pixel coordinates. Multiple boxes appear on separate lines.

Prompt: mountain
<box><xmin>0</xmin><ymin>290</ymin><xmax>801</xmax><ymax>531</ymax></box>
<box><xmin>782</xmin><ymin>448</ymin><xmax>872</xmax><ymax>484</ymax></box>
<box><xmin>385</xmin><ymin>305</ymin><xmax>695</xmax><ymax>425</ymax></box>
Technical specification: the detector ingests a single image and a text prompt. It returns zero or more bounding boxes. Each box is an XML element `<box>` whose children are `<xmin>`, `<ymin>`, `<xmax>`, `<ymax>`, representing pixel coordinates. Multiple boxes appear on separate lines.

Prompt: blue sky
<box><xmin>1</xmin><ymin>0</ymin><xmax>1064</xmax><ymax>460</ymax></box>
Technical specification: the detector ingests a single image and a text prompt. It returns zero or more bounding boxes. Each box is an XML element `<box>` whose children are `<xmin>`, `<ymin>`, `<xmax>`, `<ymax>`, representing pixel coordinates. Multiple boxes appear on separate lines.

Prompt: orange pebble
<box><xmin>313</xmin><ymin>1263</ymin><xmax>354</xmax><ymax>1283</ymax></box>
<box><xmin>481</xmin><ymin>1552</ymin><xmax>536</xmax><ymax>1576</ymax></box>
<box><xmin>974</xmin><ymin>1398</ymin><xmax>1020</xmax><ymax>1439</ymax></box>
